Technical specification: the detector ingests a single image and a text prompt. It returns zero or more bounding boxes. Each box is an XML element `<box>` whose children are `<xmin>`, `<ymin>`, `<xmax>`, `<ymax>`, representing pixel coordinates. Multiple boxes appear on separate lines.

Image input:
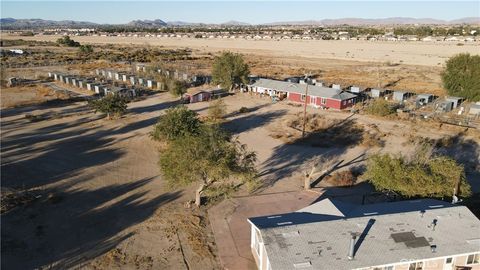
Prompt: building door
<box><xmin>443</xmin><ymin>257</ymin><xmax>454</xmax><ymax>270</ymax></box>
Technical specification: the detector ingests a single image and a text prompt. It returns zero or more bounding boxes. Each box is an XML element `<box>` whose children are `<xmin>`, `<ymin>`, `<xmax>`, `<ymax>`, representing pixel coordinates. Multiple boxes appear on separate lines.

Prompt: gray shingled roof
<box><xmin>251</xmin><ymin>79</ymin><xmax>357</xmax><ymax>101</ymax></box>
<box><xmin>249</xmin><ymin>199</ymin><xmax>480</xmax><ymax>270</ymax></box>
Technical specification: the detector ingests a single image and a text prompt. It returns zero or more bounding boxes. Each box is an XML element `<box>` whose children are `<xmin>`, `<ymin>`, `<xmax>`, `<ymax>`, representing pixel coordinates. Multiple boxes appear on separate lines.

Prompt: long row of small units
<box><xmin>248</xmin><ymin>78</ymin><xmax>478</xmax><ymax>115</ymax></box>
<box><xmin>95</xmin><ymin>69</ymin><xmax>164</xmax><ymax>90</ymax></box>
<box><xmin>48</xmin><ymin>72</ymin><xmax>136</xmax><ymax>98</ymax></box>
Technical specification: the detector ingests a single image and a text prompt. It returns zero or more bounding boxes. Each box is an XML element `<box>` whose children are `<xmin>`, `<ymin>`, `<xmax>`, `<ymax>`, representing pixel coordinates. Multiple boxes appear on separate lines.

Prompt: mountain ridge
<box><xmin>1</xmin><ymin>17</ymin><xmax>478</xmax><ymax>29</ymax></box>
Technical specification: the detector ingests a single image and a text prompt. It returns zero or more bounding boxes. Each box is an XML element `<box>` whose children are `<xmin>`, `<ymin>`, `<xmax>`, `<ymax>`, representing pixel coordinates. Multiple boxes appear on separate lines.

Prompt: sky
<box><xmin>1</xmin><ymin>1</ymin><xmax>479</xmax><ymax>24</ymax></box>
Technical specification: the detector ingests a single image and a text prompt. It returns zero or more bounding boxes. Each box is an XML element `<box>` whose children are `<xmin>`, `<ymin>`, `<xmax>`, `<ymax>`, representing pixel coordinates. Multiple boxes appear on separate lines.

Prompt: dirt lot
<box><xmin>1</xmin><ymin>87</ymin><xmax>479</xmax><ymax>269</ymax></box>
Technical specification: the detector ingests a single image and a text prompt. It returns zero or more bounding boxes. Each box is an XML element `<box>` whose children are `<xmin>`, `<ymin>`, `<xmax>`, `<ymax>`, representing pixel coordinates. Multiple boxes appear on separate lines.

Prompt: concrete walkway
<box><xmin>208</xmin><ymin>190</ymin><xmax>320</xmax><ymax>270</ymax></box>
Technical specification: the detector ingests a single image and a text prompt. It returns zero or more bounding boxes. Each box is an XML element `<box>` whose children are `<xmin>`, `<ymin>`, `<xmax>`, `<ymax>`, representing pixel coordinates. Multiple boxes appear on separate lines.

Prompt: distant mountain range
<box><xmin>266</xmin><ymin>17</ymin><xmax>480</xmax><ymax>26</ymax></box>
<box><xmin>1</xmin><ymin>17</ymin><xmax>479</xmax><ymax>29</ymax></box>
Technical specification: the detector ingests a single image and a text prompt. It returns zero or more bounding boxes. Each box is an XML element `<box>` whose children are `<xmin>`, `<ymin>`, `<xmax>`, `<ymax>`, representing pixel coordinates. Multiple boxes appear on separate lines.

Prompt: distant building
<box><xmin>248</xmin><ymin>198</ymin><xmax>480</xmax><ymax>270</ymax></box>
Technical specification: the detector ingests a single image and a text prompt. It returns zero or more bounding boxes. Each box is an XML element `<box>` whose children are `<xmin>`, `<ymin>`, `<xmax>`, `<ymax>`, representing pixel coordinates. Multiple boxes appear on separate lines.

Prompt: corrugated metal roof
<box><xmin>249</xmin><ymin>199</ymin><xmax>480</xmax><ymax>270</ymax></box>
<box><xmin>251</xmin><ymin>79</ymin><xmax>356</xmax><ymax>101</ymax></box>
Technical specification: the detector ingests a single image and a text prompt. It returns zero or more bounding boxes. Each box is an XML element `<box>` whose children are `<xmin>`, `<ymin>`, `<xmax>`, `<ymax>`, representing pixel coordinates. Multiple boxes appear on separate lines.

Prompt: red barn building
<box><xmin>183</xmin><ymin>88</ymin><xmax>212</xmax><ymax>103</ymax></box>
<box><xmin>250</xmin><ymin>78</ymin><xmax>357</xmax><ymax>110</ymax></box>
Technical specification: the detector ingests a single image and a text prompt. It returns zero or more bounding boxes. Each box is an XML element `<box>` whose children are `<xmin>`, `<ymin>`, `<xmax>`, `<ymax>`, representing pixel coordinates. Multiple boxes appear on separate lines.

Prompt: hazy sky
<box><xmin>1</xmin><ymin>1</ymin><xmax>479</xmax><ymax>24</ymax></box>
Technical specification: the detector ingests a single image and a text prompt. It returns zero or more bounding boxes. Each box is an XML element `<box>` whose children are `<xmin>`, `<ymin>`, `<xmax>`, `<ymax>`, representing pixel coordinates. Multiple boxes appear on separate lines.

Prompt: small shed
<box><xmin>147</xmin><ymin>79</ymin><xmax>156</xmax><ymax>89</ymax></box>
<box><xmin>436</xmin><ymin>101</ymin><xmax>454</xmax><ymax>112</ymax></box>
<box><xmin>370</xmin><ymin>89</ymin><xmax>386</xmax><ymax>98</ymax></box>
<box><xmin>77</xmin><ymin>80</ymin><xmax>85</xmax><ymax>89</ymax></box>
<box><xmin>122</xmin><ymin>74</ymin><xmax>129</xmax><ymax>82</ymax></box>
<box><xmin>332</xmin><ymin>84</ymin><xmax>341</xmax><ymax>90</ymax></box>
<box><xmin>106</xmin><ymin>87</ymin><xmax>136</xmax><ymax>98</ymax></box>
<box><xmin>183</xmin><ymin>88</ymin><xmax>212</xmax><ymax>103</ymax></box>
<box><xmin>53</xmin><ymin>73</ymin><xmax>59</xmax><ymax>81</ymax></box>
<box><xmin>416</xmin><ymin>94</ymin><xmax>433</xmax><ymax>104</ymax></box>
<box><xmin>94</xmin><ymin>84</ymin><xmax>105</xmax><ymax>94</ymax></box>
<box><xmin>130</xmin><ymin>76</ymin><xmax>136</xmax><ymax>85</ymax></box>
<box><xmin>114</xmin><ymin>73</ymin><xmax>122</xmax><ymax>81</ymax></box>
<box><xmin>349</xmin><ymin>86</ymin><xmax>365</xmax><ymax>94</ymax></box>
<box><xmin>138</xmin><ymin>78</ymin><xmax>146</xmax><ymax>86</ymax></box>
<box><xmin>393</xmin><ymin>91</ymin><xmax>407</xmax><ymax>102</ymax></box>
<box><xmin>107</xmin><ymin>70</ymin><xmax>114</xmax><ymax>79</ymax></box>
<box><xmin>445</xmin><ymin>96</ymin><xmax>464</xmax><ymax>108</ymax></box>
<box><xmin>469</xmin><ymin>103</ymin><xmax>480</xmax><ymax>115</ymax></box>
<box><xmin>86</xmin><ymin>82</ymin><xmax>99</xmax><ymax>92</ymax></box>
<box><xmin>65</xmin><ymin>77</ymin><xmax>71</xmax><ymax>85</ymax></box>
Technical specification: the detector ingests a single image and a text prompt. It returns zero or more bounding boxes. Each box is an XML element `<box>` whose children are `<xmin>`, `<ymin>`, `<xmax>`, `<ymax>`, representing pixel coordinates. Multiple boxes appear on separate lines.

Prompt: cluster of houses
<box><xmin>28</xmin><ymin>29</ymin><xmax>479</xmax><ymax>43</ymax></box>
<box><xmin>245</xmin><ymin>77</ymin><xmax>480</xmax><ymax>116</ymax></box>
<box><xmin>48</xmin><ymin>72</ymin><xmax>137</xmax><ymax>98</ymax></box>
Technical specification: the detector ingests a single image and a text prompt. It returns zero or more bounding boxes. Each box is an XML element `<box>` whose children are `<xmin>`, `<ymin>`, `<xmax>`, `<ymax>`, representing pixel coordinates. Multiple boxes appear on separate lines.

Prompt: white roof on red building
<box><xmin>251</xmin><ymin>78</ymin><xmax>357</xmax><ymax>101</ymax></box>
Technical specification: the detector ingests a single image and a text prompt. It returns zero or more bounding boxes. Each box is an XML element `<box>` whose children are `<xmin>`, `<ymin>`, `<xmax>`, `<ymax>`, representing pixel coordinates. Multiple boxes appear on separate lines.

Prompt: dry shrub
<box><xmin>1</xmin><ymin>188</ymin><xmax>40</xmax><ymax>214</ymax></box>
<box><xmin>327</xmin><ymin>170</ymin><xmax>356</xmax><ymax>187</ymax></box>
<box><xmin>286</xmin><ymin>112</ymin><xmax>335</xmax><ymax>132</ymax></box>
<box><xmin>362</xmin><ymin>132</ymin><xmax>385</xmax><ymax>148</ymax></box>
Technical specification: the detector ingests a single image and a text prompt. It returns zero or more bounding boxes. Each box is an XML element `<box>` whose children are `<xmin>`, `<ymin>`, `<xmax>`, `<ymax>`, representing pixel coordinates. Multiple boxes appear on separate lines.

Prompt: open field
<box><xmin>3</xmin><ymin>34</ymin><xmax>478</xmax><ymax>67</ymax></box>
<box><xmin>2</xmin><ymin>85</ymin><xmax>479</xmax><ymax>269</ymax></box>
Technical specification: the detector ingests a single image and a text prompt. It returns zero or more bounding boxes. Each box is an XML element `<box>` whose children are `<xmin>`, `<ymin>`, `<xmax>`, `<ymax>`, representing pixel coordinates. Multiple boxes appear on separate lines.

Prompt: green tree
<box><xmin>79</xmin><ymin>44</ymin><xmax>93</xmax><ymax>54</ymax></box>
<box><xmin>365</xmin><ymin>145</ymin><xmax>471</xmax><ymax>198</ymax></box>
<box><xmin>151</xmin><ymin>106</ymin><xmax>201</xmax><ymax>141</ymax></box>
<box><xmin>168</xmin><ymin>80</ymin><xmax>187</xmax><ymax>97</ymax></box>
<box><xmin>56</xmin><ymin>36</ymin><xmax>80</xmax><ymax>47</ymax></box>
<box><xmin>208</xmin><ymin>99</ymin><xmax>227</xmax><ymax>121</ymax></box>
<box><xmin>159</xmin><ymin>125</ymin><xmax>256</xmax><ymax>206</ymax></box>
<box><xmin>89</xmin><ymin>95</ymin><xmax>127</xmax><ymax>119</ymax></box>
<box><xmin>212</xmin><ymin>51</ymin><xmax>249</xmax><ymax>90</ymax></box>
<box><xmin>442</xmin><ymin>53</ymin><xmax>480</xmax><ymax>101</ymax></box>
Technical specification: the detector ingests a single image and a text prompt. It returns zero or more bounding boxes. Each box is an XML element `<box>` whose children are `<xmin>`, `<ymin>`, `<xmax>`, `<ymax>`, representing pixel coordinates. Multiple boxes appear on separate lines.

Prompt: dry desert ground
<box><xmin>1</xmin><ymin>88</ymin><xmax>479</xmax><ymax>269</ymax></box>
<box><xmin>3</xmin><ymin>34</ymin><xmax>479</xmax><ymax>66</ymax></box>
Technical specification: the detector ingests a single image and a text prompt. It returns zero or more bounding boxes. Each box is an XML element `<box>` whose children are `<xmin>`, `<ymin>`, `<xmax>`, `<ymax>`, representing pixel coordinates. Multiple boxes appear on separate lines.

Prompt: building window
<box><xmin>409</xmin><ymin>262</ymin><xmax>423</xmax><ymax>270</ymax></box>
<box><xmin>467</xmin><ymin>253</ymin><xmax>480</xmax><ymax>264</ymax></box>
<box><xmin>301</xmin><ymin>94</ymin><xmax>306</xmax><ymax>101</ymax></box>
<box><xmin>321</xmin><ymin>98</ymin><xmax>326</xmax><ymax>105</ymax></box>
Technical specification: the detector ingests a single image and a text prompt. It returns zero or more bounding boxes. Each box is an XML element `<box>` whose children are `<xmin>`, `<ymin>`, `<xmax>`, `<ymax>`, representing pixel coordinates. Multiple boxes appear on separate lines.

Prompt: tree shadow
<box><xmin>1</xmin><ymin>177</ymin><xmax>181</xmax><ymax>269</ymax></box>
<box><xmin>129</xmin><ymin>99</ymin><xmax>179</xmax><ymax>114</ymax></box>
<box><xmin>1</xmin><ymin>113</ymin><xmax>160</xmax><ymax>190</ymax></box>
<box><xmin>434</xmin><ymin>133</ymin><xmax>480</xmax><ymax>192</ymax></box>
<box><xmin>222</xmin><ymin>109</ymin><xmax>287</xmax><ymax>134</ymax></box>
<box><xmin>310</xmin><ymin>153</ymin><xmax>367</xmax><ymax>187</ymax></box>
<box><xmin>258</xmin><ymin>119</ymin><xmax>365</xmax><ymax>188</ymax></box>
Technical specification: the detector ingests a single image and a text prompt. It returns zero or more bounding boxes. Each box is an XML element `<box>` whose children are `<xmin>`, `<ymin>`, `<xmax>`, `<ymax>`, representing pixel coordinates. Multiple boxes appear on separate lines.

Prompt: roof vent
<box><xmin>293</xmin><ymin>261</ymin><xmax>312</xmax><ymax>269</ymax></box>
<box><xmin>431</xmin><ymin>245</ymin><xmax>437</xmax><ymax>253</ymax></box>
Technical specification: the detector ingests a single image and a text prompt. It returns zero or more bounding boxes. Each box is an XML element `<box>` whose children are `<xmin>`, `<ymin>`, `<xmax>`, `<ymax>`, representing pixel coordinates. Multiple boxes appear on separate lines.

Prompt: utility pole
<box><xmin>302</xmin><ymin>72</ymin><xmax>312</xmax><ymax>138</ymax></box>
